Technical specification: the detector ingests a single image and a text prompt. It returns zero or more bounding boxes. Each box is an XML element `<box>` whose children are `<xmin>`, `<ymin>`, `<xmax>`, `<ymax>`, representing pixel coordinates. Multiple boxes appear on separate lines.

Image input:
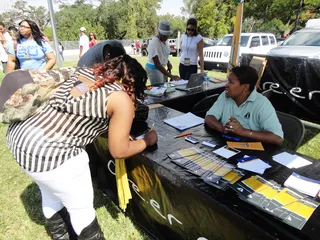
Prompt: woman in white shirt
<box><xmin>179</xmin><ymin>18</ymin><xmax>204</xmax><ymax>80</ymax></box>
<box><xmin>146</xmin><ymin>20</ymin><xmax>180</xmax><ymax>86</ymax></box>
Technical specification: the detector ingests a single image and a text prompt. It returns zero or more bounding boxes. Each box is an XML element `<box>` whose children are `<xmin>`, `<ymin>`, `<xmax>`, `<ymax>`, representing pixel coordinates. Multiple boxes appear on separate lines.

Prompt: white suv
<box><xmin>203</xmin><ymin>33</ymin><xmax>277</xmax><ymax>70</ymax></box>
<box><xmin>268</xmin><ymin>19</ymin><xmax>320</xmax><ymax>58</ymax></box>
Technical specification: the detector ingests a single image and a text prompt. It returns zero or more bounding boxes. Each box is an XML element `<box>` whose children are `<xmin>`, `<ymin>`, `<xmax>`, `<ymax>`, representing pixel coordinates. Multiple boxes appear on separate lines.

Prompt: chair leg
<box><xmin>46</xmin><ymin>207</ymin><xmax>77</xmax><ymax>240</ymax></box>
<box><xmin>77</xmin><ymin>218</ymin><xmax>105</xmax><ymax>240</ymax></box>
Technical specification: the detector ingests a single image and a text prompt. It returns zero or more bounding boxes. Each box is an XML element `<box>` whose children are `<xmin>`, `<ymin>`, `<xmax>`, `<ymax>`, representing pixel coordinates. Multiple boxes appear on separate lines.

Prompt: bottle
<box><xmin>203</xmin><ymin>76</ymin><xmax>210</xmax><ymax>90</ymax></box>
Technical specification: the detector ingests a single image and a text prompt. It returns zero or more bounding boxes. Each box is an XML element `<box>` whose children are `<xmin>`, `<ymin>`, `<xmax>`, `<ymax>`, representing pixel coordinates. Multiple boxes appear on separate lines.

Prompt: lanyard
<box><xmin>186</xmin><ymin>36</ymin><xmax>193</xmax><ymax>57</ymax></box>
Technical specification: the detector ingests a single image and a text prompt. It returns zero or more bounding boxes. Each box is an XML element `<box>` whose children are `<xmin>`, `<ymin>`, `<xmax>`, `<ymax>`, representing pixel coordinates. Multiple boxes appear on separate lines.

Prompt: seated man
<box><xmin>205</xmin><ymin>66</ymin><xmax>283</xmax><ymax>145</ymax></box>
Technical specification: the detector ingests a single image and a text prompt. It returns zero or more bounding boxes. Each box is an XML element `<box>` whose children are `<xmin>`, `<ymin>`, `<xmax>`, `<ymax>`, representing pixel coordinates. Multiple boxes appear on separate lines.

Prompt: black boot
<box><xmin>77</xmin><ymin>218</ymin><xmax>105</xmax><ymax>240</ymax></box>
<box><xmin>46</xmin><ymin>207</ymin><xmax>77</xmax><ymax>240</ymax></box>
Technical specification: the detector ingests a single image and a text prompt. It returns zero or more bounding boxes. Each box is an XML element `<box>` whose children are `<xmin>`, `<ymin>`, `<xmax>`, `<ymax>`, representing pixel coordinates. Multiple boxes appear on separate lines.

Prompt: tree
<box><xmin>0</xmin><ymin>0</ymin><xmax>50</xmax><ymax>31</ymax></box>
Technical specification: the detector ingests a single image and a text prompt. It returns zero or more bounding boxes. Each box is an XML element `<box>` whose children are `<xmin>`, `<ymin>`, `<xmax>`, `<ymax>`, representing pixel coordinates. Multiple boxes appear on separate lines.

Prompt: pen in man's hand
<box><xmin>175</xmin><ymin>132</ymin><xmax>193</xmax><ymax>138</ymax></box>
<box><xmin>150</xmin><ymin>123</ymin><xmax>155</xmax><ymax>131</ymax></box>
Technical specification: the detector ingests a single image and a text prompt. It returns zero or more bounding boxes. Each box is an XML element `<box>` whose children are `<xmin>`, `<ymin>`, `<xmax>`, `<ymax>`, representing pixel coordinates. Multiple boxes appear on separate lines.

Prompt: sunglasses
<box><xmin>19</xmin><ymin>25</ymin><xmax>31</xmax><ymax>29</ymax></box>
<box><xmin>186</xmin><ymin>28</ymin><xmax>195</xmax><ymax>32</ymax></box>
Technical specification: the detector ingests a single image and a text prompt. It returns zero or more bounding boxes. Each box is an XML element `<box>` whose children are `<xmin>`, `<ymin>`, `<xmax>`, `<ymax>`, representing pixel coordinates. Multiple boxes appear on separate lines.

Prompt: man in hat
<box><xmin>79</xmin><ymin>27</ymin><xmax>89</xmax><ymax>59</ymax></box>
<box><xmin>145</xmin><ymin>20</ymin><xmax>180</xmax><ymax>86</ymax></box>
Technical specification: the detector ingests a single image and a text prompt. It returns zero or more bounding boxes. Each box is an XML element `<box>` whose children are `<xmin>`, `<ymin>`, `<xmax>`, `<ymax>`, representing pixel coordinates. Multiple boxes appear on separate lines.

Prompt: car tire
<box><xmin>141</xmin><ymin>49</ymin><xmax>148</xmax><ymax>57</ymax></box>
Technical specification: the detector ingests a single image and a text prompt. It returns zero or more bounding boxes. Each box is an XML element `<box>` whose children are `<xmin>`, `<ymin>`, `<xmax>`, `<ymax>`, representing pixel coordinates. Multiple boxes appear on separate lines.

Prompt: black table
<box><xmin>145</xmin><ymin>81</ymin><xmax>225</xmax><ymax>113</ymax></box>
<box><xmin>92</xmin><ymin>106</ymin><xmax>320</xmax><ymax>240</ymax></box>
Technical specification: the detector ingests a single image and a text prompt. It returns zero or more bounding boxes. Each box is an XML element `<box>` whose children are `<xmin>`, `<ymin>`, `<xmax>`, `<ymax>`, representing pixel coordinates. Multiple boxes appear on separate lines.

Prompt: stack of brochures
<box><xmin>164</xmin><ymin>112</ymin><xmax>204</xmax><ymax>131</ymax></box>
<box><xmin>168</xmin><ymin>147</ymin><xmax>245</xmax><ymax>190</ymax></box>
<box><xmin>144</xmin><ymin>86</ymin><xmax>167</xmax><ymax>97</ymax></box>
<box><xmin>273</xmin><ymin>152</ymin><xmax>312</xmax><ymax>169</ymax></box>
<box><xmin>231</xmin><ymin>175</ymin><xmax>320</xmax><ymax>230</ymax></box>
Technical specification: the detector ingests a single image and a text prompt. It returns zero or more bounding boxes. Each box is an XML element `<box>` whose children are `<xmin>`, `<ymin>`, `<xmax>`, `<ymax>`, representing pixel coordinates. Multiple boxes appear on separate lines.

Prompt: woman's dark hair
<box><xmin>92</xmin><ymin>54</ymin><xmax>147</xmax><ymax>101</ymax></box>
<box><xmin>231</xmin><ymin>66</ymin><xmax>258</xmax><ymax>92</ymax></box>
<box><xmin>8</xmin><ymin>26</ymin><xmax>18</xmax><ymax>32</ymax></box>
<box><xmin>90</xmin><ymin>32</ymin><xmax>96</xmax><ymax>40</ymax></box>
<box><xmin>185</xmin><ymin>18</ymin><xmax>199</xmax><ymax>36</ymax></box>
<box><xmin>17</xmin><ymin>19</ymin><xmax>44</xmax><ymax>47</ymax></box>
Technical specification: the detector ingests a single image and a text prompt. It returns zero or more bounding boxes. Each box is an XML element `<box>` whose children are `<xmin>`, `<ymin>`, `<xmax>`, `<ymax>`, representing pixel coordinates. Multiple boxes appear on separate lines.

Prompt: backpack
<box><xmin>0</xmin><ymin>67</ymin><xmax>76</xmax><ymax>124</ymax></box>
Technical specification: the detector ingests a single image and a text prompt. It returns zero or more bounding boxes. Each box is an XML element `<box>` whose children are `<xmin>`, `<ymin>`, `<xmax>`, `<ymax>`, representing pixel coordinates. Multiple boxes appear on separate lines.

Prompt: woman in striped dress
<box><xmin>6</xmin><ymin>54</ymin><xmax>158</xmax><ymax>240</ymax></box>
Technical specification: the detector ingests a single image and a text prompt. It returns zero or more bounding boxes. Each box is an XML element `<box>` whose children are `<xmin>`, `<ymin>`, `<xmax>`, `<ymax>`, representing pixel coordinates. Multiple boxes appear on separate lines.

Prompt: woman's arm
<box><xmin>198</xmin><ymin>39</ymin><xmax>204</xmax><ymax>72</ymax></box>
<box><xmin>42</xmin><ymin>52</ymin><xmax>56</xmax><ymax>70</ymax></box>
<box><xmin>107</xmin><ymin>91</ymin><xmax>157</xmax><ymax>159</ymax></box>
<box><xmin>152</xmin><ymin>56</ymin><xmax>180</xmax><ymax>80</ymax></box>
<box><xmin>6</xmin><ymin>54</ymin><xmax>16</xmax><ymax>73</ymax></box>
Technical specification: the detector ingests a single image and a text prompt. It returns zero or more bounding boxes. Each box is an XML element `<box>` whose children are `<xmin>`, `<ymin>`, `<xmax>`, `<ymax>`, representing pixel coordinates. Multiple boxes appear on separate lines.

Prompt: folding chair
<box><xmin>191</xmin><ymin>94</ymin><xmax>220</xmax><ymax>118</ymax></box>
<box><xmin>276</xmin><ymin>111</ymin><xmax>305</xmax><ymax>151</ymax></box>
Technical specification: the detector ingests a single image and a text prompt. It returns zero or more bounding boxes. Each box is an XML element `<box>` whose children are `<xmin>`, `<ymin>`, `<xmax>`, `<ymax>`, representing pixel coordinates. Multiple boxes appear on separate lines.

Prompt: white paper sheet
<box><xmin>163</xmin><ymin>112</ymin><xmax>204</xmax><ymax>131</ymax></box>
<box><xmin>169</xmin><ymin>80</ymin><xmax>189</xmax><ymax>86</ymax></box>
<box><xmin>284</xmin><ymin>172</ymin><xmax>320</xmax><ymax>197</ymax></box>
<box><xmin>273</xmin><ymin>152</ymin><xmax>312</xmax><ymax>169</ymax></box>
<box><xmin>213</xmin><ymin>146</ymin><xmax>240</xmax><ymax>159</ymax></box>
<box><xmin>237</xmin><ymin>159</ymin><xmax>272</xmax><ymax>174</ymax></box>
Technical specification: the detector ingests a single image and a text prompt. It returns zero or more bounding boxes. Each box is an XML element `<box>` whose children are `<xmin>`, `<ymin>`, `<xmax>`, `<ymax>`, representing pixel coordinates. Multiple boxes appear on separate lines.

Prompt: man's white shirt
<box><xmin>79</xmin><ymin>34</ymin><xmax>89</xmax><ymax>57</ymax></box>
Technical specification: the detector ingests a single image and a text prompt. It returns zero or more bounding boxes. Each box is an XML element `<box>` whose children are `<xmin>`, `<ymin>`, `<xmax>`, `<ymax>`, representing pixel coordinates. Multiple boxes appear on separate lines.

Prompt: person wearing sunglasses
<box><xmin>6</xmin><ymin>19</ymin><xmax>56</xmax><ymax>73</ymax></box>
<box><xmin>89</xmin><ymin>32</ymin><xmax>97</xmax><ymax>48</ymax></box>
<box><xmin>146</xmin><ymin>20</ymin><xmax>180</xmax><ymax>86</ymax></box>
<box><xmin>179</xmin><ymin>18</ymin><xmax>204</xmax><ymax>80</ymax></box>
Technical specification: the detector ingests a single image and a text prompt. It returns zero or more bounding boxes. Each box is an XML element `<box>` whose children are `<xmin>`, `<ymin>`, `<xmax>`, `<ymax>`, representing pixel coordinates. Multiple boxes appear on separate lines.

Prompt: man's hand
<box><xmin>224</xmin><ymin>116</ymin><xmax>246</xmax><ymax>136</ymax></box>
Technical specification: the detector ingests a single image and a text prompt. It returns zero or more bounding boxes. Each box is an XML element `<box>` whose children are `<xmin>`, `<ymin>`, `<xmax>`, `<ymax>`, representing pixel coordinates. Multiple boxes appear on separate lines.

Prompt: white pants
<box><xmin>24</xmin><ymin>151</ymin><xmax>96</xmax><ymax>235</ymax></box>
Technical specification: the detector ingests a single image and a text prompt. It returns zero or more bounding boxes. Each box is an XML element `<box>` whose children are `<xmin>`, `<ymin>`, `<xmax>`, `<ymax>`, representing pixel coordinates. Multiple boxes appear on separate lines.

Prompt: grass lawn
<box><xmin>0</xmin><ymin>57</ymin><xmax>319</xmax><ymax>239</ymax></box>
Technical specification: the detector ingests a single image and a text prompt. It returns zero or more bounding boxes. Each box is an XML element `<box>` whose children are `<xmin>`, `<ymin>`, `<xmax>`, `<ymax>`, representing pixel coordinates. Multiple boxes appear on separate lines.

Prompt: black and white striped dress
<box><xmin>6</xmin><ymin>68</ymin><xmax>123</xmax><ymax>172</ymax></box>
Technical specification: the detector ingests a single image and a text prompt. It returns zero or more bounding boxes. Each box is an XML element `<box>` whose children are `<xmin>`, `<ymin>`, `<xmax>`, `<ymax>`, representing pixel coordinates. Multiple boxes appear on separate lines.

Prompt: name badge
<box><xmin>184</xmin><ymin>58</ymin><xmax>190</xmax><ymax>66</ymax></box>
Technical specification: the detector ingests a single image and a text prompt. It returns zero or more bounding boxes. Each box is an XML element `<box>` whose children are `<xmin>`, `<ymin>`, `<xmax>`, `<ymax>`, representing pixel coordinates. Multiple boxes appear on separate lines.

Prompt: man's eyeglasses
<box><xmin>19</xmin><ymin>25</ymin><xmax>31</xmax><ymax>29</ymax></box>
<box><xmin>186</xmin><ymin>28</ymin><xmax>195</xmax><ymax>32</ymax></box>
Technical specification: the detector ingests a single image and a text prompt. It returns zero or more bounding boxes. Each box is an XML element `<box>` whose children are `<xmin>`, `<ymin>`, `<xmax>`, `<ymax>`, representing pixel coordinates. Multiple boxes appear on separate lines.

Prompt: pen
<box><xmin>150</xmin><ymin>123</ymin><xmax>154</xmax><ymax>131</ymax></box>
<box><xmin>237</xmin><ymin>156</ymin><xmax>257</xmax><ymax>163</ymax></box>
<box><xmin>175</xmin><ymin>132</ymin><xmax>193</xmax><ymax>138</ymax></box>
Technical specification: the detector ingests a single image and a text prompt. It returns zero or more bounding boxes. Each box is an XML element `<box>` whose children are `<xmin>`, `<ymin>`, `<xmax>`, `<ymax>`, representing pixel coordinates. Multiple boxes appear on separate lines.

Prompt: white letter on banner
<box><xmin>167</xmin><ymin>214</ymin><xmax>182</xmax><ymax>226</ymax></box>
<box><xmin>262</xmin><ymin>82</ymin><xmax>283</xmax><ymax>94</ymax></box>
<box><xmin>309</xmin><ymin>91</ymin><xmax>320</xmax><ymax>100</ymax></box>
<box><xmin>107</xmin><ymin>160</ymin><xmax>116</xmax><ymax>175</ymax></box>
<box><xmin>150</xmin><ymin>199</ymin><xmax>166</xmax><ymax>219</ymax></box>
<box><xmin>290</xmin><ymin>87</ymin><xmax>305</xmax><ymax>99</ymax></box>
<box><xmin>128</xmin><ymin>179</ymin><xmax>145</xmax><ymax>202</ymax></box>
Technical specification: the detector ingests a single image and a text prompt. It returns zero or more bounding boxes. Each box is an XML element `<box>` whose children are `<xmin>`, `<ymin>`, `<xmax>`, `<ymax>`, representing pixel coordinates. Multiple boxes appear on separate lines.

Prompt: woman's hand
<box><xmin>143</xmin><ymin>130</ymin><xmax>158</xmax><ymax>146</ymax></box>
<box><xmin>171</xmin><ymin>75</ymin><xmax>181</xmax><ymax>80</ymax></box>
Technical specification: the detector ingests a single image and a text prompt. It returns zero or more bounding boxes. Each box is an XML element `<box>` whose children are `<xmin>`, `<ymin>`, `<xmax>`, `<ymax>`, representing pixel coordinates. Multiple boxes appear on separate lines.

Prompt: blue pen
<box><xmin>222</xmin><ymin>134</ymin><xmax>241</xmax><ymax>141</ymax></box>
<box><xmin>237</xmin><ymin>156</ymin><xmax>257</xmax><ymax>163</ymax></box>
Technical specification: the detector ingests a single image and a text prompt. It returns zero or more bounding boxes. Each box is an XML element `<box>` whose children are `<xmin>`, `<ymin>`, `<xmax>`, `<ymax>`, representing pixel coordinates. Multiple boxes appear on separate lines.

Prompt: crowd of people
<box><xmin>0</xmin><ymin>17</ymin><xmax>285</xmax><ymax>240</ymax></box>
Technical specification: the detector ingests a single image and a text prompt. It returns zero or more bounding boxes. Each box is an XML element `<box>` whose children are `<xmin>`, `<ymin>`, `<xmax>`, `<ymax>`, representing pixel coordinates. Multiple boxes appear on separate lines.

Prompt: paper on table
<box><xmin>237</xmin><ymin>159</ymin><xmax>272</xmax><ymax>174</ymax></box>
<box><xmin>144</xmin><ymin>87</ymin><xmax>167</xmax><ymax>96</ymax></box>
<box><xmin>273</xmin><ymin>152</ymin><xmax>312</xmax><ymax>169</ymax></box>
<box><xmin>213</xmin><ymin>146</ymin><xmax>240</xmax><ymax>159</ymax></box>
<box><xmin>164</xmin><ymin>112</ymin><xmax>204</xmax><ymax>131</ymax></box>
<box><xmin>284</xmin><ymin>172</ymin><xmax>320</xmax><ymax>197</ymax></box>
<box><xmin>169</xmin><ymin>80</ymin><xmax>189</xmax><ymax>86</ymax></box>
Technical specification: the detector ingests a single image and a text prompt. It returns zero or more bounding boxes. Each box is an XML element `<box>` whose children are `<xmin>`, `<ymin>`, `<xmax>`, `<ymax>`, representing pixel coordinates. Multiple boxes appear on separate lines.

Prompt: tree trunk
<box><xmin>293</xmin><ymin>0</ymin><xmax>304</xmax><ymax>33</ymax></box>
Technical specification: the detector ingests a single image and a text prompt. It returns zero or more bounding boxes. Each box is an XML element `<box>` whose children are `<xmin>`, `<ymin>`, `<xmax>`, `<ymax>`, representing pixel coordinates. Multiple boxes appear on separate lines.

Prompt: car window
<box><xmin>283</xmin><ymin>31</ymin><xmax>320</xmax><ymax>46</ymax></box>
<box><xmin>269</xmin><ymin>36</ymin><xmax>276</xmax><ymax>45</ymax></box>
<box><xmin>216</xmin><ymin>35</ymin><xmax>250</xmax><ymax>47</ymax></box>
<box><xmin>261</xmin><ymin>36</ymin><xmax>269</xmax><ymax>45</ymax></box>
<box><xmin>250</xmin><ymin>36</ymin><xmax>260</xmax><ymax>47</ymax></box>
